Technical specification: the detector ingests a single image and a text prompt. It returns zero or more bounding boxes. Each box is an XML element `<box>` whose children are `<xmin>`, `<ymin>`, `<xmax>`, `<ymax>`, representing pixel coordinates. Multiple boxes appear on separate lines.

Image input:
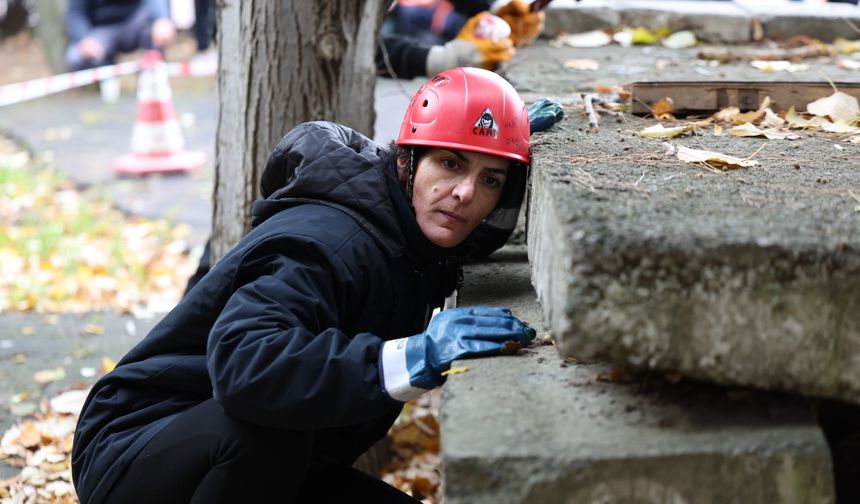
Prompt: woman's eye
<box><xmin>483</xmin><ymin>176</ymin><xmax>502</xmax><ymax>187</ymax></box>
<box><xmin>442</xmin><ymin>159</ymin><xmax>459</xmax><ymax>170</ymax></box>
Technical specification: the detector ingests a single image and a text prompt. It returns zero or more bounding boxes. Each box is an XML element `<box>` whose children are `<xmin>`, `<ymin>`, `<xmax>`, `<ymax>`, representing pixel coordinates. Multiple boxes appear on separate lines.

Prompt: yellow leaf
<box><xmin>631</xmin><ymin>26</ymin><xmax>659</xmax><ymax>45</ymax></box>
<box><xmin>441</xmin><ymin>366</ymin><xmax>469</xmax><ymax>376</ymax></box>
<box><xmin>651</xmin><ymin>97</ymin><xmax>675</xmax><ymax>118</ymax></box>
<box><xmin>13</xmin><ymin>353</ymin><xmax>27</xmax><ymax>364</ymax></box>
<box><xmin>83</xmin><ymin>323</ymin><xmax>104</xmax><ymax>335</ymax></box>
<box><xmin>676</xmin><ymin>145</ymin><xmax>759</xmax><ymax>170</ymax></box>
<box><xmin>639</xmin><ymin>124</ymin><xmax>694</xmax><ymax>138</ymax></box>
<box><xmin>102</xmin><ymin>356</ymin><xmax>117</xmax><ymax>373</ymax></box>
<box><xmin>20</xmin><ymin>326</ymin><xmax>35</xmax><ymax>336</ymax></box>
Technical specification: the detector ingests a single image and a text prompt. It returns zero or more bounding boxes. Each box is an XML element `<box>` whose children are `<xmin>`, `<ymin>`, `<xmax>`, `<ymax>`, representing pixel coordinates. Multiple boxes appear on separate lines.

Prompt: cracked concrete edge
<box><xmin>525</xmin><ymin>153</ymin><xmax>860</xmax><ymax>405</ymax></box>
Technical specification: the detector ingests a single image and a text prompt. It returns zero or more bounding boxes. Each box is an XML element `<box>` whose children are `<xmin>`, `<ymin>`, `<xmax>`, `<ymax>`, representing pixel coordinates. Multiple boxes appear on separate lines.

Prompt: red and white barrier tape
<box><xmin>0</xmin><ymin>57</ymin><xmax>217</xmax><ymax>108</ymax></box>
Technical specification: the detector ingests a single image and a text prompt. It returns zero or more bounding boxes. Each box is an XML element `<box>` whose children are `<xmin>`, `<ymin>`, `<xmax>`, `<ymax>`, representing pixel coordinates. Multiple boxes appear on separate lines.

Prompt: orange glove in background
<box><xmin>495</xmin><ymin>0</ymin><xmax>545</xmax><ymax>47</ymax></box>
<box><xmin>454</xmin><ymin>12</ymin><xmax>515</xmax><ymax>70</ymax></box>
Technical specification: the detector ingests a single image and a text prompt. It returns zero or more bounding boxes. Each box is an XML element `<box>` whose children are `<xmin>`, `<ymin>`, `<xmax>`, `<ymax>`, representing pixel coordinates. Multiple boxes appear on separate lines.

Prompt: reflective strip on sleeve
<box><xmin>381</xmin><ymin>337</ymin><xmax>430</xmax><ymax>402</ymax></box>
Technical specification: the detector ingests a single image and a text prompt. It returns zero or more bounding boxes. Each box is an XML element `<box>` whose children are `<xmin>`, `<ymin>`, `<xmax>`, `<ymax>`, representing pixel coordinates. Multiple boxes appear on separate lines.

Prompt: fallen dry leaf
<box><xmin>33</xmin><ymin>367</ymin><xmax>66</xmax><ymax>385</ymax></box>
<box><xmin>550</xmin><ymin>30</ymin><xmax>611</xmax><ymax>48</ymax></box>
<box><xmin>101</xmin><ymin>356</ymin><xmax>117</xmax><ymax>374</ymax></box>
<box><xmin>786</xmin><ymin>106</ymin><xmax>832</xmax><ymax>129</ymax></box>
<box><xmin>563</xmin><ymin>58</ymin><xmax>599</xmax><ymax>71</ymax></box>
<box><xmin>728</xmin><ymin>123</ymin><xmax>800</xmax><ymax>140</ymax></box>
<box><xmin>750</xmin><ymin>60</ymin><xmax>809</xmax><ymax>73</ymax></box>
<box><xmin>639</xmin><ymin>124</ymin><xmax>694</xmax><ymax>138</ymax></box>
<box><xmin>713</xmin><ymin>106</ymin><xmax>740</xmax><ymax>123</ymax></box>
<box><xmin>441</xmin><ymin>366</ymin><xmax>468</xmax><ymax>377</ymax></box>
<box><xmin>662</xmin><ymin>30</ymin><xmax>696</xmax><ymax>49</ymax></box>
<box><xmin>49</xmin><ymin>389</ymin><xmax>90</xmax><ymax>415</ymax></box>
<box><xmin>733</xmin><ymin>110</ymin><xmax>765</xmax><ymax>125</ymax></box>
<box><xmin>761</xmin><ymin>108</ymin><xmax>785</xmax><ymax>129</ymax></box>
<box><xmin>806</xmin><ymin>91</ymin><xmax>860</xmax><ymax>122</ymax></box>
<box><xmin>821</xmin><ymin>122</ymin><xmax>860</xmax><ymax>135</ymax></box>
<box><xmin>651</xmin><ymin>97</ymin><xmax>675</xmax><ymax>118</ymax></box>
<box><xmin>675</xmin><ymin>145</ymin><xmax>759</xmax><ymax>170</ymax></box>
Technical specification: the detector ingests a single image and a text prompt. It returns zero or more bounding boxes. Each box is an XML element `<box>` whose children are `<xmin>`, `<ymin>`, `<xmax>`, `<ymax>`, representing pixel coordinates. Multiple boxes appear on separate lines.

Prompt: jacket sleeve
<box><xmin>376</xmin><ymin>36</ymin><xmax>431</xmax><ymax>80</ymax></box>
<box><xmin>451</xmin><ymin>0</ymin><xmax>493</xmax><ymax>17</ymax></box>
<box><xmin>207</xmin><ymin>234</ymin><xmax>399</xmax><ymax>430</ymax></box>
<box><xmin>65</xmin><ymin>0</ymin><xmax>92</xmax><ymax>43</ymax></box>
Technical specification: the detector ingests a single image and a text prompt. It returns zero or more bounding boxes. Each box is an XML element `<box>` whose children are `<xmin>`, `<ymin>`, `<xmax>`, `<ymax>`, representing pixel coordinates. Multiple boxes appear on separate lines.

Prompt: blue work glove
<box><xmin>380</xmin><ymin>306</ymin><xmax>536</xmax><ymax>402</ymax></box>
<box><xmin>528</xmin><ymin>98</ymin><xmax>564</xmax><ymax>133</ymax></box>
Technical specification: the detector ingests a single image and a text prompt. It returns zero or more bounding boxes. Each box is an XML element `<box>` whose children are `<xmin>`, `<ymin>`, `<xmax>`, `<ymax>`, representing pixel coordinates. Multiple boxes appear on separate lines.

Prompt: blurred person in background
<box><xmin>377</xmin><ymin>0</ymin><xmax>546</xmax><ymax>79</ymax></box>
<box><xmin>65</xmin><ymin>0</ymin><xmax>175</xmax><ymax>71</ymax></box>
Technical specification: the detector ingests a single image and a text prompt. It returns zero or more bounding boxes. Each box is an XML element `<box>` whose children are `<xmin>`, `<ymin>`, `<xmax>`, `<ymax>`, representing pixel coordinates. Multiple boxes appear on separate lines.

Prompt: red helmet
<box><xmin>397</xmin><ymin>67</ymin><xmax>530</xmax><ymax>165</ymax></box>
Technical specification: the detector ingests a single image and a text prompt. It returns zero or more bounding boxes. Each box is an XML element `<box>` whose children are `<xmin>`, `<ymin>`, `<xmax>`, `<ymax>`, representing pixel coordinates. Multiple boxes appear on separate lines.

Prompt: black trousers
<box><xmin>106</xmin><ymin>399</ymin><xmax>419</xmax><ymax>503</ymax></box>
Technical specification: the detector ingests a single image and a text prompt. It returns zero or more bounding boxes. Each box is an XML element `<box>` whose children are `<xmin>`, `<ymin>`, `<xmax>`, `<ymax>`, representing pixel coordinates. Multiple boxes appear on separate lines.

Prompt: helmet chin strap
<box><xmin>406</xmin><ymin>147</ymin><xmax>416</xmax><ymax>204</ymax></box>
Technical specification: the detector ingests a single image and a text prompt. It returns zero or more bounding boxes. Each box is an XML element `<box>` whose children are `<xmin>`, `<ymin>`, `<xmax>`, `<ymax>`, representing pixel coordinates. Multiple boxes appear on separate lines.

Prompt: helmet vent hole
<box><xmin>422</xmin><ymin>99</ymin><xmax>429</xmax><ymax>107</ymax></box>
<box><xmin>411</xmin><ymin>126</ymin><xmax>417</xmax><ymax>133</ymax></box>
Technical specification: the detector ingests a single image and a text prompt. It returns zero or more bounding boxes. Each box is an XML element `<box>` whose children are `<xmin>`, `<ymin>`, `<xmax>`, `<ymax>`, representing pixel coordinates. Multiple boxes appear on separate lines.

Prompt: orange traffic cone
<box><xmin>112</xmin><ymin>51</ymin><xmax>206</xmax><ymax>175</ymax></box>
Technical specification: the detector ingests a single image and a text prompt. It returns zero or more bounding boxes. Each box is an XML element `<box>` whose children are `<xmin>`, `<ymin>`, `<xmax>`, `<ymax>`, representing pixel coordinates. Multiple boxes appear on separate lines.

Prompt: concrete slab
<box><xmin>523</xmin><ymin>111</ymin><xmax>860</xmax><ymax>403</ymax></box>
<box><xmin>502</xmin><ymin>41</ymin><xmax>860</xmax><ymax>404</ymax></box>
<box><xmin>545</xmin><ymin>0</ymin><xmax>752</xmax><ymax>43</ymax></box>
<box><xmin>545</xmin><ymin>0</ymin><xmax>860</xmax><ymax>43</ymax></box>
<box><xmin>735</xmin><ymin>2</ymin><xmax>860</xmax><ymax>42</ymax></box>
<box><xmin>444</xmin><ymin>246</ymin><xmax>834</xmax><ymax>504</ymax></box>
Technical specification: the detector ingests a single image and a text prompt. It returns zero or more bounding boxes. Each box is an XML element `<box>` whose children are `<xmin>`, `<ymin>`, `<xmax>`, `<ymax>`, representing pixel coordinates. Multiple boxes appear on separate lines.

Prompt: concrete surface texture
<box><xmin>508</xmin><ymin>40</ymin><xmax>860</xmax><ymax>403</ymax></box>
<box><xmin>446</xmin><ymin>246</ymin><xmax>834</xmax><ymax>504</ymax></box>
<box><xmin>545</xmin><ymin>0</ymin><xmax>860</xmax><ymax>43</ymax></box>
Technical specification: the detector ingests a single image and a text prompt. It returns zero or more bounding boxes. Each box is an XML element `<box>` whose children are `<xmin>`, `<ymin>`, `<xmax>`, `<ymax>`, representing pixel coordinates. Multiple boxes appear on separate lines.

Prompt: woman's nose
<box><xmin>452</xmin><ymin>177</ymin><xmax>476</xmax><ymax>203</ymax></box>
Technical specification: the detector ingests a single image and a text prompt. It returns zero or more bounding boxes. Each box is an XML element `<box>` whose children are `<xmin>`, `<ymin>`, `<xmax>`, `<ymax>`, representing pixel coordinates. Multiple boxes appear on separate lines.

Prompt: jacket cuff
<box><xmin>380</xmin><ymin>338</ymin><xmax>430</xmax><ymax>402</ymax></box>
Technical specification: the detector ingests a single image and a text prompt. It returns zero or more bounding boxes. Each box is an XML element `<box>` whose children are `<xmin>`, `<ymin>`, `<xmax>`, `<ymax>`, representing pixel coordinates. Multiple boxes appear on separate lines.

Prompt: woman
<box><xmin>72</xmin><ymin>67</ymin><xmax>534</xmax><ymax>503</ymax></box>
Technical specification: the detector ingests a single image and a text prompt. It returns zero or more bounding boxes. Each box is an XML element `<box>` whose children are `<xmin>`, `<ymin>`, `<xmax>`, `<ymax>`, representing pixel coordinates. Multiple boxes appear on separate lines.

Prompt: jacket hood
<box><xmin>252</xmin><ymin>121</ymin><xmax>420</xmax><ymax>259</ymax></box>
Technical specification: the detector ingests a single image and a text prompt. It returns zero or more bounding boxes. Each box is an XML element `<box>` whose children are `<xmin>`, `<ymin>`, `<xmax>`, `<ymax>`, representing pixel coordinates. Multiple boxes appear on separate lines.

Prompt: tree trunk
<box><xmin>212</xmin><ymin>0</ymin><xmax>386</xmax><ymax>262</ymax></box>
<box><xmin>212</xmin><ymin>0</ymin><xmax>390</xmax><ymax>477</ymax></box>
<box><xmin>33</xmin><ymin>0</ymin><xmax>67</xmax><ymax>73</ymax></box>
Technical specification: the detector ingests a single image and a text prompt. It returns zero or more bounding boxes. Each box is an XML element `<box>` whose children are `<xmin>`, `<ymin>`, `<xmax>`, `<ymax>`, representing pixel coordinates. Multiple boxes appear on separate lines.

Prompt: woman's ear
<box><xmin>396</xmin><ymin>154</ymin><xmax>409</xmax><ymax>182</ymax></box>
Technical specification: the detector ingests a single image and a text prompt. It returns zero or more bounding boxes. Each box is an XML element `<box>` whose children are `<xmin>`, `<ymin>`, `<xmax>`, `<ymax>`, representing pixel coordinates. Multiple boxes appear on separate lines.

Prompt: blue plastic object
<box><xmin>528</xmin><ymin>98</ymin><xmax>564</xmax><ymax>133</ymax></box>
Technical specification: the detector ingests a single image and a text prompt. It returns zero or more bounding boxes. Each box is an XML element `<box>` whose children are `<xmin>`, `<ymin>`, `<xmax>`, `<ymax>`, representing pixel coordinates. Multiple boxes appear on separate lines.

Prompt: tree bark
<box><xmin>33</xmin><ymin>0</ymin><xmax>68</xmax><ymax>73</ymax></box>
<box><xmin>212</xmin><ymin>0</ymin><xmax>386</xmax><ymax>262</ymax></box>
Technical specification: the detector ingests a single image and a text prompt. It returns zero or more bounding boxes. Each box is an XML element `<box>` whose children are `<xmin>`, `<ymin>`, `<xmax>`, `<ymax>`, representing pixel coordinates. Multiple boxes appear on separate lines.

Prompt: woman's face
<box><xmin>410</xmin><ymin>148</ymin><xmax>510</xmax><ymax>248</ymax></box>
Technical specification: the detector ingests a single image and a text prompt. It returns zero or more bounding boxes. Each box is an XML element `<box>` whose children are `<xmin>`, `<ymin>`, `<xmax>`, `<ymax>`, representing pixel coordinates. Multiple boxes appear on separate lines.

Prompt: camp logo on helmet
<box><xmin>472</xmin><ymin>108</ymin><xmax>499</xmax><ymax>138</ymax></box>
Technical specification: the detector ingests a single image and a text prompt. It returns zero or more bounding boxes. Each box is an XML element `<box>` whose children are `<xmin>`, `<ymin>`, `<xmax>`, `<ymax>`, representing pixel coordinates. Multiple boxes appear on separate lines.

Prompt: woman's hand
<box><xmin>379</xmin><ymin>306</ymin><xmax>536</xmax><ymax>401</ymax></box>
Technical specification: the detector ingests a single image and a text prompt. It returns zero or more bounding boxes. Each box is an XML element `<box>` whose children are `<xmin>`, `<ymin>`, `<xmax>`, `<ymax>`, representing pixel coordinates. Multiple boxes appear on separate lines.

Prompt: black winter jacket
<box><xmin>71</xmin><ymin>122</ymin><xmax>462</xmax><ymax>503</ymax></box>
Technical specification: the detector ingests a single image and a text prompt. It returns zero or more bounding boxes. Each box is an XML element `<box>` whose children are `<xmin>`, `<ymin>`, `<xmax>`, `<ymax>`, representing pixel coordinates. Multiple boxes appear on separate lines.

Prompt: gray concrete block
<box><xmin>544</xmin><ymin>0</ymin><xmax>751</xmax><ymax>43</ymax></box>
<box><xmin>525</xmin><ymin>122</ymin><xmax>860</xmax><ymax>404</ymax></box>
<box><xmin>447</xmin><ymin>246</ymin><xmax>833</xmax><ymax>504</ymax></box>
<box><xmin>442</xmin><ymin>347</ymin><xmax>833</xmax><ymax>504</ymax></box>
<box><xmin>543</xmin><ymin>1</ymin><xmax>621</xmax><ymax>37</ymax></box>
<box><xmin>736</xmin><ymin>2</ymin><xmax>860</xmax><ymax>43</ymax></box>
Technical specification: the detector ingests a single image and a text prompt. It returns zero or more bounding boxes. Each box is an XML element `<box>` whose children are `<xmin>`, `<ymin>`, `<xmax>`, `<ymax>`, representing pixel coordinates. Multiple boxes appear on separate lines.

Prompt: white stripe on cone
<box><xmin>137</xmin><ymin>62</ymin><xmax>173</xmax><ymax>103</ymax></box>
<box><xmin>129</xmin><ymin>120</ymin><xmax>186</xmax><ymax>154</ymax></box>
